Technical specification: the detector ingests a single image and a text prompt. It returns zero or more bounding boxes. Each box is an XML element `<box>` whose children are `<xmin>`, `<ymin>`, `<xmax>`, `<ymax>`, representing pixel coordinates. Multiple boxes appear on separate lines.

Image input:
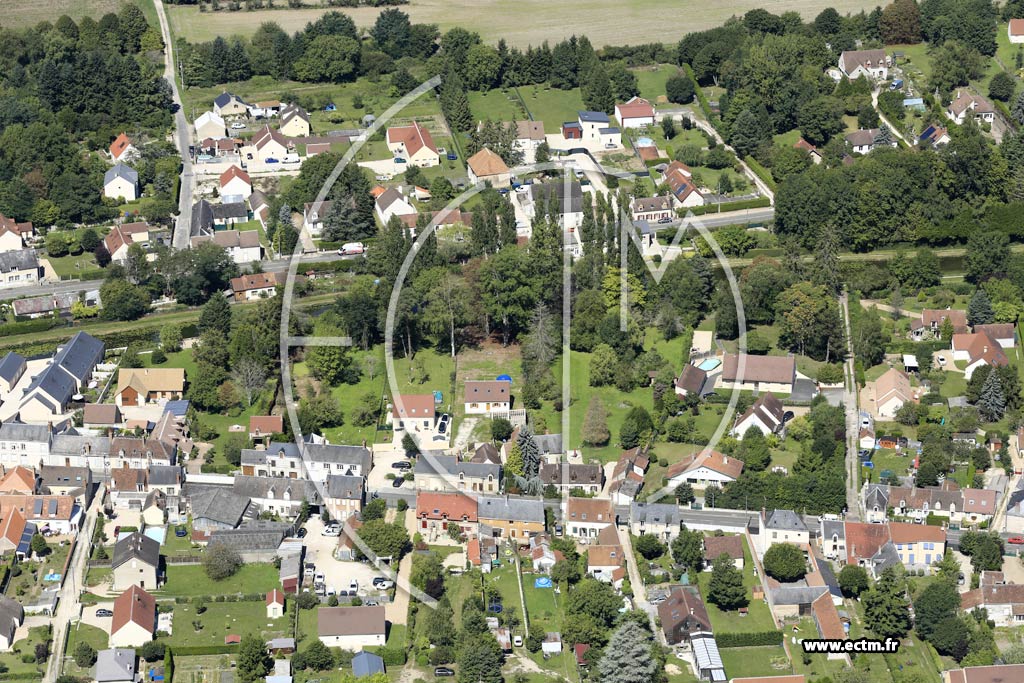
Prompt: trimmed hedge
<box><xmin>167</xmin><ymin>645</ymin><xmax>239</xmax><ymax>656</ymax></box>
<box><xmin>715</xmin><ymin>631</ymin><xmax>784</xmax><ymax>648</ymax></box>
<box><xmin>683</xmin><ymin>63</ymin><xmax>717</xmax><ymax>125</ymax></box>
<box><xmin>369</xmin><ymin>646</ymin><xmax>407</xmax><ymax>666</ymax></box>
<box><xmin>0</xmin><ymin>673</ymin><xmax>46</xmax><ymax>681</ymax></box>
<box><xmin>687</xmin><ymin>196</ymin><xmax>772</xmax><ymax>216</ymax></box>
<box><xmin>0</xmin><ymin>318</ymin><xmax>61</xmax><ymax>338</ymax></box>
<box><xmin>744</xmin><ymin>156</ymin><xmax>777</xmax><ymax>192</ymax></box>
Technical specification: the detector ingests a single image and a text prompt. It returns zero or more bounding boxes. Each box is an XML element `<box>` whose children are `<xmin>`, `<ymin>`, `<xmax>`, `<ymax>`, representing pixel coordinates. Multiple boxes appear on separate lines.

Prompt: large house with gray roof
<box><xmin>303</xmin><ymin>443</ymin><xmax>372</xmax><ymax>482</ymax></box>
<box><xmin>208</xmin><ymin>521</ymin><xmax>290</xmax><ymax>562</ymax></box>
<box><xmin>629</xmin><ymin>502</ymin><xmax>682</xmax><ymax>541</ymax></box>
<box><xmin>757</xmin><ymin>509</ymin><xmax>809</xmax><ymax>557</ymax></box>
<box><xmin>0</xmin><ymin>353</ymin><xmax>26</xmax><ymax>393</ymax></box>
<box><xmin>112</xmin><ymin>532</ymin><xmax>159</xmax><ymax>591</ymax></box>
<box><xmin>241</xmin><ymin>441</ymin><xmax>301</xmax><ymax>478</ymax></box>
<box><xmin>103</xmin><ymin>163</ymin><xmax>139</xmax><ymax>202</ymax></box>
<box><xmin>18</xmin><ymin>332</ymin><xmax>104</xmax><ymax>422</ymax></box>
<box><xmin>188</xmin><ymin>486</ymin><xmax>251</xmax><ymax>532</ymax></box>
<box><xmin>232</xmin><ymin>475</ymin><xmax>318</xmax><ymax>518</ymax></box>
<box><xmin>0</xmin><ymin>250</ymin><xmax>41</xmax><ymax>290</ymax></box>
<box><xmin>324</xmin><ymin>474</ymin><xmax>364</xmax><ymax>521</ymax></box>
<box><xmin>95</xmin><ymin>648</ymin><xmax>136</xmax><ymax>683</ymax></box>
<box><xmin>415</xmin><ymin>454</ymin><xmax>501</xmax><ymax>494</ymax></box>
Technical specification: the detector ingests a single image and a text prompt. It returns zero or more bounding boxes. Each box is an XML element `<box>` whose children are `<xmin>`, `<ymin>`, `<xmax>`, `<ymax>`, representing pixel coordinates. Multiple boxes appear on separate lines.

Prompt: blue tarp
<box><xmin>535</xmin><ymin>577</ymin><xmax>553</xmax><ymax>588</ymax></box>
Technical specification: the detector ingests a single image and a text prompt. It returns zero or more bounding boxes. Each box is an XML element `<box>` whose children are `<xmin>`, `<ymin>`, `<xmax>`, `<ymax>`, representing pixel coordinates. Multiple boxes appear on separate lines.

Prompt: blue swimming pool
<box><xmin>697</xmin><ymin>358</ymin><xmax>721</xmax><ymax>372</ymax></box>
<box><xmin>637</xmin><ymin>137</ymin><xmax>655</xmax><ymax>147</ymax></box>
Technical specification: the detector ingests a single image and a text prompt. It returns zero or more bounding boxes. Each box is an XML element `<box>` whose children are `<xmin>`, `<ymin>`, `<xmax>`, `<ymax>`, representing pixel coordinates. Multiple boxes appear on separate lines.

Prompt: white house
<box><xmin>191</xmin><ymin>230</ymin><xmax>262</xmax><ymax>265</ymax></box>
<box><xmin>194</xmin><ymin>111</ymin><xmax>227</xmax><ymax>140</ymax></box>
<box><xmin>253</xmin><ymin>125</ymin><xmax>289</xmax><ymax>161</ymax></box>
<box><xmin>577</xmin><ymin>111</ymin><xmax>610</xmax><ymax>140</ymax></box>
<box><xmin>219</xmin><ymin>165</ymin><xmax>252</xmax><ymax>199</ymax></box>
<box><xmin>279</xmin><ymin>103</ymin><xmax>311</xmax><ymax>137</ymax></box>
<box><xmin>731</xmin><ymin>392</ymin><xmax>785</xmax><ymax>438</ymax></box>
<box><xmin>845</xmin><ymin>128</ymin><xmax>897</xmax><ymax>155</ymax></box>
<box><xmin>871</xmin><ymin>368</ymin><xmax>914</xmax><ymax>419</ymax></box>
<box><xmin>838</xmin><ymin>49</ymin><xmax>889</xmax><ymax>79</ymax></box>
<box><xmin>757</xmin><ymin>509</ymin><xmax>809</xmax><ymax>557</ymax></box>
<box><xmin>110</xmin><ymin>585</ymin><xmax>156</xmax><ymax>648</ymax></box>
<box><xmin>213</xmin><ymin>92</ymin><xmax>249</xmax><ymax>118</ymax></box>
<box><xmin>318</xmin><ymin>606</ymin><xmax>386</xmax><ymax>649</ymax></box>
<box><xmin>95</xmin><ymin>648</ymin><xmax>136</xmax><ymax>683</ymax></box>
<box><xmin>467</xmin><ymin>148</ymin><xmax>511</xmax><ymax>187</ymax></box>
<box><xmin>563</xmin><ymin>498</ymin><xmax>614</xmax><ymax>540</ymax></box>
<box><xmin>463</xmin><ymin>380</ymin><xmax>511</xmax><ymax>415</ymax></box>
<box><xmin>614</xmin><ymin>97</ymin><xmax>656</xmax><ymax>128</ymax></box>
<box><xmin>103</xmin><ymin>164</ymin><xmax>139</xmax><ymax>202</ymax></box>
<box><xmin>109</xmin><ymin>133</ymin><xmax>138</xmax><ymax>164</ymax></box>
<box><xmin>1011</xmin><ymin>19</ymin><xmax>1024</xmax><ymax>44</ymax></box>
<box><xmin>303</xmin><ymin>200</ymin><xmax>332</xmax><ymax>238</ymax></box>
<box><xmin>267</xmin><ymin>589</ymin><xmax>285</xmax><ymax>619</ymax></box>
<box><xmin>630</xmin><ymin>196</ymin><xmax>674</xmax><ymax>223</ymax></box>
<box><xmin>947</xmin><ymin>91</ymin><xmax>996</xmax><ymax>125</ymax></box>
<box><xmin>666</xmin><ymin>450</ymin><xmax>743</xmax><ymax>490</ymax></box>
<box><xmin>0</xmin><ymin>251</ymin><xmax>42</xmax><ymax>290</ymax></box>
<box><xmin>375</xmin><ymin>188</ymin><xmax>417</xmax><ymax>225</ymax></box>
<box><xmin>719</xmin><ymin>354</ymin><xmax>795</xmax><ymax>394</ymax></box>
<box><xmin>515</xmin><ymin>120</ymin><xmax>546</xmax><ymax>162</ymax></box>
<box><xmin>104</xmin><ymin>222</ymin><xmax>150</xmax><ymax>263</ymax></box>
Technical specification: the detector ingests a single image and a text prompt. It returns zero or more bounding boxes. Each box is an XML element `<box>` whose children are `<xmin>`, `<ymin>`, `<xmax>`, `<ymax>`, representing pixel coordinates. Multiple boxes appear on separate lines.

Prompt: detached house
<box><xmin>720</xmin><ymin>353</ymin><xmax>795</xmax><ymax>394</ymax></box>
<box><xmin>658</xmin><ymin>587</ymin><xmax>712</xmax><ymax>645</ymax></box>
<box><xmin>111</xmin><ymin>532</ymin><xmax>159</xmax><ymax>591</ymax></box>
<box><xmin>385</xmin><ymin>122</ymin><xmax>439</xmax><ymax>167</ymax></box>
<box><xmin>467</xmin><ymin>148</ymin><xmax>511</xmax><ymax>187</ymax></box>
<box><xmin>318</xmin><ymin>606</ymin><xmax>386</xmax><ymax>650</ymax></box>
<box><xmin>703</xmin><ymin>534</ymin><xmax>744</xmax><ymax>570</ymax></box>
<box><xmin>191</xmin><ymin>229</ymin><xmax>262</xmax><ymax>265</ymax></box>
<box><xmin>303</xmin><ymin>200</ymin><xmax>332</xmax><ymax>238</ymax></box>
<box><xmin>663</xmin><ymin>161</ymin><xmax>704</xmax><ymax>208</ymax></box>
<box><xmin>731</xmin><ymin>392</ymin><xmax>786</xmax><ymax>438</ymax></box>
<box><xmin>911</xmin><ymin>309</ymin><xmax>968</xmax><ymax>339</ymax></box>
<box><xmin>231</xmin><ymin>272</ymin><xmax>280</xmax><ymax>301</ymax></box>
<box><xmin>389</xmin><ymin>394</ymin><xmax>437</xmax><ymax>433</ymax></box>
<box><xmin>952</xmin><ymin>332</ymin><xmax>1008</xmax><ymax>379</ymax></box>
<box><xmin>947</xmin><ymin>91</ymin><xmax>995</xmax><ymax>125</ymax></box>
<box><xmin>194</xmin><ymin>111</ymin><xmax>227</xmax><ymax>140</ymax></box>
<box><xmin>870</xmin><ymin>368</ymin><xmax>914</xmax><ymax>419</ymax></box>
<box><xmin>838</xmin><ymin>49</ymin><xmax>889</xmax><ymax>79</ymax></box>
<box><xmin>463</xmin><ymin>380</ymin><xmax>511</xmax><ymax>415</ymax></box>
<box><xmin>232</xmin><ymin>475</ymin><xmax>316</xmax><ymax>518</ymax></box>
<box><xmin>614</xmin><ymin>97</ymin><xmax>656</xmax><ymax>128</ymax></box>
<box><xmin>0</xmin><ymin>251</ymin><xmax>40</xmax><ymax>289</ymax></box>
<box><xmin>757</xmin><ymin>509</ymin><xmax>809</xmax><ymax>557</ymax></box>
<box><xmin>103</xmin><ymin>164</ymin><xmax>139</xmax><ymax>202</ymax></box>
<box><xmin>1011</xmin><ymin>18</ymin><xmax>1024</xmax><ymax>43</ymax></box>
<box><xmin>375</xmin><ymin>188</ymin><xmax>417</xmax><ymax>225</ymax></box>
<box><xmin>279</xmin><ymin>103</ymin><xmax>311</xmax><ymax>137</ymax></box>
<box><xmin>110</xmin><ymin>584</ymin><xmax>156</xmax><ymax>648</ymax></box>
<box><xmin>213</xmin><ymin>92</ymin><xmax>249</xmax><ymax>117</ymax></box>
<box><xmin>845</xmin><ymin>128</ymin><xmax>897</xmax><ymax>155</ymax></box>
<box><xmin>253</xmin><ymin>125</ymin><xmax>289</xmax><ymax>161</ymax></box>
<box><xmin>514</xmin><ymin>120</ymin><xmax>546</xmax><ymax>161</ymax></box>
<box><xmin>19</xmin><ymin>331</ymin><xmax>104</xmax><ymax>422</ymax></box>
<box><xmin>630</xmin><ymin>196</ymin><xmax>674</xmax><ymax>223</ymax></box>
<box><xmin>115</xmin><ymin>368</ymin><xmax>185</xmax><ymax>407</ymax></box>
<box><xmin>666</xmin><ymin>450</ymin><xmax>743</xmax><ymax>490</ymax></box>
<box><xmin>109</xmin><ymin>133</ymin><xmax>137</xmax><ymax>163</ymax></box>
<box><xmin>104</xmin><ymin>222</ymin><xmax>150</xmax><ymax>263</ymax></box>
<box><xmin>219</xmin><ymin>165</ymin><xmax>252</xmax><ymax>199</ymax></box>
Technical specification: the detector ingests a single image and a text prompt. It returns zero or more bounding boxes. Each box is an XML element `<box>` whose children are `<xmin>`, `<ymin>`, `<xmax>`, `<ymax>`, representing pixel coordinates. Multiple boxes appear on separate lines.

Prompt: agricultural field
<box><xmin>166</xmin><ymin>0</ymin><xmax>882</xmax><ymax>47</ymax></box>
<box><xmin>3</xmin><ymin>0</ymin><xmax>142</xmax><ymax>28</ymax></box>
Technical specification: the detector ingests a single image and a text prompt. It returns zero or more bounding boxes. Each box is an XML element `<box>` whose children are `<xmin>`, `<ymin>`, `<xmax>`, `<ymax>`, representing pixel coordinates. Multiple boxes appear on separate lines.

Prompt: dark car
<box><xmin>392</xmin><ymin>477</ymin><xmax>405</xmax><ymax>488</ymax></box>
<box><xmin>174</xmin><ymin>526</ymin><xmax>187</xmax><ymax>537</ymax></box>
<box><xmin>296</xmin><ymin>527</ymin><xmax>307</xmax><ymax>538</ymax></box>
<box><xmin>96</xmin><ymin>609</ymin><xmax>113</xmax><ymax>618</ymax></box>
<box><xmin>391</xmin><ymin>461</ymin><xmax>411</xmax><ymax>470</ymax></box>
<box><xmin>435</xmin><ymin>667</ymin><xmax>455</xmax><ymax>677</ymax></box>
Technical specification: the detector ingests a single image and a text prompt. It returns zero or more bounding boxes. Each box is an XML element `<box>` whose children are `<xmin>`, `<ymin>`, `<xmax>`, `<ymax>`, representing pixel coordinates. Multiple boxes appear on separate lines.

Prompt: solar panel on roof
<box><xmin>48</xmin><ymin>500</ymin><xmax>57</xmax><ymax>515</ymax></box>
<box><xmin>33</xmin><ymin>500</ymin><xmax>42</xmax><ymax>515</ymax></box>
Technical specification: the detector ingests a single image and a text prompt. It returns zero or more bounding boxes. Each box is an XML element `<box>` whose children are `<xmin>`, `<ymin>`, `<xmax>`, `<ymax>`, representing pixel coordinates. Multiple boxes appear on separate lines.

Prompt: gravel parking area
<box><xmin>366</xmin><ymin>445</ymin><xmax>413</xmax><ymax>491</ymax></box>
<box><xmin>302</xmin><ymin>517</ymin><xmax>393</xmax><ymax>598</ymax></box>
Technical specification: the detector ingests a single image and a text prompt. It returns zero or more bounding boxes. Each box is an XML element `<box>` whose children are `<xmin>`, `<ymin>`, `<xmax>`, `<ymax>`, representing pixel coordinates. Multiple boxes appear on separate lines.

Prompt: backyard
<box><xmin>695</xmin><ymin>536</ymin><xmax>776</xmax><ymax>633</ymax></box>
<box><xmin>157</xmin><ymin>600</ymin><xmax>291</xmax><ymax>648</ymax></box>
<box><xmin>159</xmin><ymin>563</ymin><xmax>280</xmax><ymax>597</ymax></box>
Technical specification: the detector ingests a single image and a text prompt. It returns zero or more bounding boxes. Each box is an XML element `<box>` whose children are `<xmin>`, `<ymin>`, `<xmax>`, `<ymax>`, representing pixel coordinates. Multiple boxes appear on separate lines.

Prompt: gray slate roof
<box><xmin>764</xmin><ymin>509</ymin><xmax>807</xmax><ymax>532</ymax></box>
<box><xmin>477</xmin><ymin>495</ymin><xmax>544</xmax><ymax>523</ymax></box>
<box><xmin>305</xmin><ymin>443</ymin><xmax>372</xmax><ymax>471</ymax></box>
<box><xmin>0</xmin><ymin>250</ymin><xmax>39</xmax><ymax>274</ymax></box>
<box><xmin>208</xmin><ymin>526</ymin><xmax>288</xmax><ymax>552</ymax></box>
<box><xmin>821</xmin><ymin>519</ymin><xmax>844</xmax><ymax>542</ymax></box>
<box><xmin>232</xmin><ymin>475</ymin><xmax>317</xmax><ymax>503</ymax></box>
<box><xmin>0</xmin><ymin>352</ymin><xmax>26</xmax><ymax>383</ymax></box>
<box><xmin>771</xmin><ymin>585</ymin><xmax>829</xmax><ymax>605</ymax></box>
<box><xmin>326</xmin><ymin>475</ymin><xmax>364</xmax><ymax>501</ymax></box>
<box><xmin>111</xmin><ymin>532</ymin><xmax>159</xmax><ymax>570</ymax></box>
<box><xmin>104</xmin><ymin>163</ymin><xmax>138</xmax><ymax>186</ymax></box>
<box><xmin>50</xmin><ymin>433</ymin><xmax>109</xmax><ymax>456</ymax></box>
<box><xmin>191</xmin><ymin>199</ymin><xmax>214</xmax><ymax>236</ymax></box>
<box><xmin>352</xmin><ymin>650</ymin><xmax>385</xmax><ymax>677</ymax></box>
<box><xmin>529</xmin><ymin>183</ymin><xmax>583</xmax><ymax>216</ymax></box>
<box><xmin>96</xmin><ymin>648</ymin><xmax>136</xmax><ymax>683</ymax></box>
<box><xmin>415</xmin><ymin>454</ymin><xmax>500</xmax><ymax>480</ymax></box>
<box><xmin>0</xmin><ymin>421</ymin><xmax>50</xmax><ymax>443</ymax></box>
<box><xmin>147</xmin><ymin>465</ymin><xmax>182</xmax><ymax>487</ymax></box>
<box><xmin>578</xmin><ymin>110</ymin><xmax>610</xmax><ymax>123</ymax></box>
<box><xmin>630</xmin><ymin>502</ymin><xmax>682</xmax><ymax>527</ymax></box>
<box><xmin>189</xmin><ymin>487</ymin><xmax>249</xmax><ymax>527</ymax></box>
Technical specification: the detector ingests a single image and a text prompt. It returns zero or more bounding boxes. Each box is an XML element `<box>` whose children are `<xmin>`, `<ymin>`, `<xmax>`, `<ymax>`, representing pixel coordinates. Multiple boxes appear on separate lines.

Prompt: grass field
<box><xmin>159</xmin><ymin>601</ymin><xmax>291</xmax><ymax>647</ymax></box>
<box><xmin>3</xmin><ymin>0</ymin><xmax>138</xmax><ymax>28</ymax></box>
<box><xmin>720</xmin><ymin>645</ymin><xmax>791</xmax><ymax>679</ymax></box>
<box><xmin>167</xmin><ymin>0</ymin><xmax>882</xmax><ymax>47</ymax></box>
<box><xmin>695</xmin><ymin>536</ymin><xmax>777</xmax><ymax>633</ymax></box>
<box><xmin>160</xmin><ymin>563</ymin><xmax>280</xmax><ymax>597</ymax></box>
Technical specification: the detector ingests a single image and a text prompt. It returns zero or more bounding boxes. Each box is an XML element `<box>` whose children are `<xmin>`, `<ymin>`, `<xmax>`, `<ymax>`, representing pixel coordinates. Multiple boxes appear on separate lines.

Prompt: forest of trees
<box><xmin>0</xmin><ymin>6</ymin><xmax>172</xmax><ymax>226</ymax></box>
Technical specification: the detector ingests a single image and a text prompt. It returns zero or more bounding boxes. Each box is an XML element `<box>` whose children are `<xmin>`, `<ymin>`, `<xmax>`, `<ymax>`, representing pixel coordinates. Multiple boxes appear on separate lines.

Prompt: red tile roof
<box><xmin>391</xmin><ymin>394</ymin><xmax>436</xmax><ymax>419</ymax></box>
<box><xmin>666</xmin><ymin>450</ymin><xmax>743</xmax><ymax>481</ymax></box>
<box><xmin>888</xmin><ymin>521</ymin><xmax>945</xmax><ymax>544</ymax></box>
<box><xmin>249</xmin><ymin>415</ymin><xmax>283</xmax><ymax>435</ymax></box>
<box><xmin>112</xmin><ymin>584</ymin><xmax>155</xmax><ymax>636</ymax></box>
<box><xmin>386</xmin><ymin>122</ymin><xmax>437</xmax><ymax>158</ymax></box>
<box><xmin>219</xmin><ymin>165</ymin><xmax>251</xmax><ymax>188</ymax></box>
<box><xmin>416</xmin><ymin>492</ymin><xmax>478</xmax><ymax>522</ymax></box>
<box><xmin>109</xmin><ymin>133</ymin><xmax>133</xmax><ymax>160</ymax></box>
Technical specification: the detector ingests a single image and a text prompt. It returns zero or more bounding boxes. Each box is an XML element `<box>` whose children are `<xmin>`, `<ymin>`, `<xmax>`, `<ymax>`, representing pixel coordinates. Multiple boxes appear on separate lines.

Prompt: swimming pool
<box><xmin>636</xmin><ymin>137</ymin><xmax>654</xmax><ymax>147</ymax></box>
<box><xmin>697</xmin><ymin>358</ymin><xmax>721</xmax><ymax>372</ymax></box>
<box><xmin>119</xmin><ymin>527</ymin><xmax>166</xmax><ymax>545</ymax></box>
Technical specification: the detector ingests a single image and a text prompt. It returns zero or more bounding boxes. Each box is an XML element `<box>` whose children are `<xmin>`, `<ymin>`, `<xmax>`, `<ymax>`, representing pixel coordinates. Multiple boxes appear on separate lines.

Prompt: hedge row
<box><xmin>743</xmin><ymin>156</ymin><xmax>777</xmax><ymax>193</ymax></box>
<box><xmin>170</xmin><ymin>593</ymin><xmax>268</xmax><ymax>604</ymax></box>
<box><xmin>0</xmin><ymin>318</ymin><xmax>60</xmax><ymax>338</ymax></box>
<box><xmin>683</xmin><ymin>63</ymin><xmax>717</xmax><ymax>125</ymax></box>
<box><xmin>885</xmin><ymin>339</ymin><xmax>947</xmax><ymax>357</ymax></box>
<box><xmin>0</xmin><ymin>673</ymin><xmax>45</xmax><ymax>681</ymax></box>
<box><xmin>715</xmin><ymin>630</ymin><xmax>784</xmax><ymax>648</ymax></box>
<box><xmin>167</xmin><ymin>644</ymin><xmax>239</xmax><ymax>656</ymax></box>
<box><xmin>369</xmin><ymin>645</ymin><xmax>407</xmax><ymax>666</ymax></box>
<box><xmin>687</xmin><ymin>196</ymin><xmax>772</xmax><ymax>216</ymax></box>
<box><xmin>0</xmin><ymin>324</ymin><xmax>161</xmax><ymax>356</ymax></box>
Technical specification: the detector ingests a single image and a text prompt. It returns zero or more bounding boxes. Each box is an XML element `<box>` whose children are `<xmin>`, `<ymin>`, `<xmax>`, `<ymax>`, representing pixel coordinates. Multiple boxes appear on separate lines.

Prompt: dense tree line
<box><xmin>0</xmin><ymin>6</ymin><xmax>172</xmax><ymax>225</ymax></box>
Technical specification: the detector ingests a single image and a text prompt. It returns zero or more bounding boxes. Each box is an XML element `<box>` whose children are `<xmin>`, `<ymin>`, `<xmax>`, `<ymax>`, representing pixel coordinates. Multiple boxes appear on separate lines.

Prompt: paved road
<box><xmin>153</xmin><ymin>0</ymin><xmax>195</xmax><ymax>249</ymax></box>
<box><xmin>44</xmin><ymin>486</ymin><xmax>102</xmax><ymax>683</ymax></box>
<box><xmin>839</xmin><ymin>291</ymin><xmax>861</xmax><ymax>520</ymax></box>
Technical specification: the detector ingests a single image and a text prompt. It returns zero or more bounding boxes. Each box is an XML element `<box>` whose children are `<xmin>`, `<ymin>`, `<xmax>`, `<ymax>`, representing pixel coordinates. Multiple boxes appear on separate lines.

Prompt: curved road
<box><xmin>153</xmin><ymin>0</ymin><xmax>195</xmax><ymax>250</ymax></box>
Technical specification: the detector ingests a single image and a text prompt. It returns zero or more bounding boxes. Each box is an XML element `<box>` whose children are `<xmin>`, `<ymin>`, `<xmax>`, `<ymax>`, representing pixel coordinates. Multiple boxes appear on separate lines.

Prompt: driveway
<box><xmin>367</xmin><ymin>445</ymin><xmax>412</xmax><ymax>491</ymax></box>
<box><xmin>303</xmin><ymin>517</ymin><xmax>392</xmax><ymax>599</ymax></box>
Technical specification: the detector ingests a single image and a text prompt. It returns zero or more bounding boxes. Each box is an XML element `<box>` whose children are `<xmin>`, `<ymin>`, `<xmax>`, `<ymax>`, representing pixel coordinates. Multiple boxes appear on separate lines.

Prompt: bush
<box><xmin>202</xmin><ymin>543</ymin><xmax>242</xmax><ymax>580</ymax></box>
<box><xmin>139</xmin><ymin>641</ymin><xmax>165</xmax><ymax>662</ymax></box>
<box><xmin>525</xmin><ymin>632</ymin><xmax>543</xmax><ymax>653</ymax></box>
<box><xmin>715</xmin><ymin>631</ymin><xmax>784</xmax><ymax>648</ymax></box>
<box><xmin>150</xmin><ymin>348</ymin><xmax>167</xmax><ymax>364</ymax></box>
<box><xmin>73</xmin><ymin>642</ymin><xmax>96</xmax><ymax>668</ymax></box>
<box><xmin>763</xmin><ymin>543</ymin><xmax>807</xmax><ymax>582</ymax></box>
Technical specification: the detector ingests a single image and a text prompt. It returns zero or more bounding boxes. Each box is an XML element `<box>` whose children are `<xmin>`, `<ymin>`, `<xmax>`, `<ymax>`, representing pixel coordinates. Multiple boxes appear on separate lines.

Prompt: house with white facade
<box><xmin>838</xmin><ymin>49</ymin><xmax>889</xmax><ymax>79</ymax></box>
<box><xmin>463</xmin><ymin>380</ymin><xmax>511</xmax><ymax>415</ymax></box>
<box><xmin>318</xmin><ymin>606</ymin><xmax>386</xmax><ymax>649</ymax></box>
<box><xmin>103</xmin><ymin>164</ymin><xmax>139</xmax><ymax>202</ymax></box>
<box><xmin>665</xmin><ymin>450</ymin><xmax>743</xmax><ymax>491</ymax></box>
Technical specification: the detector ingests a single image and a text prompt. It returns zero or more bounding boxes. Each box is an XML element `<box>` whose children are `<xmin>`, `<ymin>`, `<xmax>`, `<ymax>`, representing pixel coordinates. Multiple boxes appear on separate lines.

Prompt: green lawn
<box><xmin>46</xmin><ymin>252</ymin><xmax>101</xmax><ymax>278</ymax></box>
<box><xmin>0</xmin><ymin>626</ymin><xmax>51</xmax><ymax>677</ymax></box>
<box><xmin>469</xmin><ymin>89</ymin><xmax>528</xmax><ymax>123</ymax></box>
<box><xmin>63</xmin><ymin>623</ymin><xmax>110</xmax><ymax>678</ymax></box>
<box><xmin>162</xmin><ymin>519</ymin><xmax>198</xmax><ymax>556</ymax></box>
<box><xmin>159</xmin><ymin>563</ymin><xmax>280</xmax><ymax>597</ymax></box>
<box><xmin>158</xmin><ymin>600</ymin><xmax>291</xmax><ymax>647</ymax></box>
<box><xmin>634</xmin><ymin>64</ymin><xmax>682</xmax><ymax>103</ymax></box>
<box><xmin>773</xmin><ymin>129</ymin><xmax>802</xmax><ymax>148</ymax></box>
<box><xmin>517</xmin><ymin>85</ymin><xmax>586</xmax><ymax>131</ymax></box>
<box><xmin>695</xmin><ymin>536</ymin><xmax>776</xmax><ymax>633</ymax></box>
<box><xmin>720</xmin><ymin>645</ymin><xmax>791</xmax><ymax>679</ymax></box>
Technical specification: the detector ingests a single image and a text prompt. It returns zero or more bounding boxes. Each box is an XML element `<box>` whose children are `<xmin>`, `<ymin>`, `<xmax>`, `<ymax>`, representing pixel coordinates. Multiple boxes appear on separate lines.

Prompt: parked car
<box><xmin>230</xmin><ymin>122</ymin><xmax>246</xmax><ymax>130</ymax></box>
<box><xmin>372</xmin><ymin>578</ymin><xmax>394</xmax><ymax>590</ymax></box>
<box><xmin>296</xmin><ymin>527</ymin><xmax>307</xmax><ymax>539</ymax></box>
<box><xmin>314</xmin><ymin>572</ymin><xmax>326</xmax><ymax>583</ymax></box>
<box><xmin>96</xmin><ymin>609</ymin><xmax>113</xmax><ymax>617</ymax></box>
<box><xmin>174</xmin><ymin>526</ymin><xmax>187</xmax><ymax>537</ymax></box>
<box><xmin>435</xmin><ymin>668</ymin><xmax>455</xmax><ymax>677</ymax></box>
<box><xmin>1009</xmin><ymin>537</ymin><xmax>1024</xmax><ymax>544</ymax></box>
<box><xmin>658</xmin><ymin>216</ymin><xmax>672</xmax><ymax>223</ymax></box>
<box><xmin>392</xmin><ymin>477</ymin><xmax>405</xmax><ymax>488</ymax></box>
<box><xmin>338</xmin><ymin>242</ymin><xmax>365</xmax><ymax>256</ymax></box>
<box><xmin>937</xmin><ymin>355</ymin><xmax>947</xmax><ymax>366</ymax></box>
<box><xmin>513</xmin><ymin>635</ymin><xmax>523</xmax><ymax>647</ymax></box>
<box><xmin>322</xmin><ymin>525</ymin><xmax>341</xmax><ymax>537</ymax></box>
<box><xmin>391</xmin><ymin>460</ymin><xmax>411</xmax><ymax>470</ymax></box>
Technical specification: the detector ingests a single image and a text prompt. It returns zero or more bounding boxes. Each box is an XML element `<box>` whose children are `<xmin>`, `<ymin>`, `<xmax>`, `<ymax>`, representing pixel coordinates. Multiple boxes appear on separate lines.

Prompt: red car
<box><xmin>1008</xmin><ymin>537</ymin><xmax>1024</xmax><ymax>545</ymax></box>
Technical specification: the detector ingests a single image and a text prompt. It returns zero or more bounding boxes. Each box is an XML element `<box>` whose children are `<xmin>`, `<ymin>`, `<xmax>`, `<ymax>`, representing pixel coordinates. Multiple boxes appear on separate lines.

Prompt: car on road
<box><xmin>296</xmin><ymin>527</ymin><xmax>307</xmax><ymax>538</ymax></box>
<box><xmin>434</xmin><ymin>668</ymin><xmax>455</xmax><ymax>677</ymax></box>
<box><xmin>391</xmin><ymin>460</ymin><xmax>411</xmax><ymax>470</ymax></box>
<box><xmin>230</xmin><ymin>122</ymin><xmax>246</xmax><ymax>130</ymax></box>
<box><xmin>574</xmin><ymin>169</ymin><xmax>585</xmax><ymax>178</ymax></box>
<box><xmin>392</xmin><ymin>477</ymin><xmax>405</xmax><ymax>488</ymax></box>
<box><xmin>1009</xmin><ymin>537</ymin><xmax>1024</xmax><ymax>544</ymax></box>
<box><xmin>96</xmin><ymin>609</ymin><xmax>113</xmax><ymax>617</ymax></box>
<box><xmin>658</xmin><ymin>216</ymin><xmax>672</xmax><ymax>223</ymax></box>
